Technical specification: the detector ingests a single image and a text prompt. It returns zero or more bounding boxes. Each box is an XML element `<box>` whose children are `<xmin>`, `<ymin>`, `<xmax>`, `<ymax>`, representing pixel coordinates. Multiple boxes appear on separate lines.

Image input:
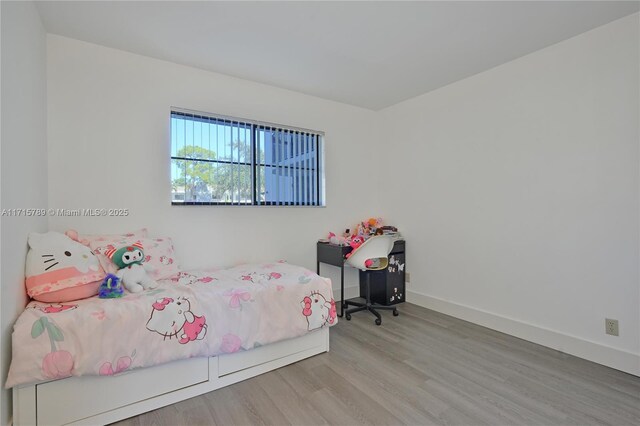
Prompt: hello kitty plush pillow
<box><xmin>25</xmin><ymin>232</ymin><xmax>106</xmax><ymax>302</ymax></box>
<box><xmin>89</xmin><ymin>236</ymin><xmax>180</xmax><ymax>280</ymax></box>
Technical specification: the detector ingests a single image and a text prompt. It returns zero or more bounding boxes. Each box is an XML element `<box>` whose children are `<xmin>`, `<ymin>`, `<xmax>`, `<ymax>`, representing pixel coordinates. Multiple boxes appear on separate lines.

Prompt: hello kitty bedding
<box><xmin>6</xmin><ymin>262</ymin><xmax>336</xmax><ymax>388</ymax></box>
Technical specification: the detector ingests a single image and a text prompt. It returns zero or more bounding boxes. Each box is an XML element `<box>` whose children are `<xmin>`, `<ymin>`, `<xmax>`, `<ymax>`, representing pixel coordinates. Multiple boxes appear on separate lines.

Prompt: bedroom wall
<box><xmin>380</xmin><ymin>14</ymin><xmax>639</xmax><ymax>374</ymax></box>
<box><xmin>0</xmin><ymin>1</ymin><xmax>48</xmax><ymax>423</ymax></box>
<box><xmin>46</xmin><ymin>35</ymin><xmax>379</xmax><ymax>294</ymax></box>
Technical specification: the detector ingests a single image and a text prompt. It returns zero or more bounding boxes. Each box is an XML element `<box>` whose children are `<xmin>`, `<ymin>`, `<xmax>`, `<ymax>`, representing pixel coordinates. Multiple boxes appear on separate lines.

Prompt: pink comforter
<box><xmin>6</xmin><ymin>262</ymin><xmax>336</xmax><ymax>388</ymax></box>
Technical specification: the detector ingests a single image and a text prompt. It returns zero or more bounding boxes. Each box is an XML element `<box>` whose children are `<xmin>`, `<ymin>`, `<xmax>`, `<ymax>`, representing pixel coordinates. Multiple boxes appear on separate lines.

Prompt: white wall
<box><xmin>46</xmin><ymin>35</ymin><xmax>379</xmax><ymax>292</ymax></box>
<box><xmin>0</xmin><ymin>1</ymin><xmax>48</xmax><ymax>423</ymax></box>
<box><xmin>380</xmin><ymin>14</ymin><xmax>639</xmax><ymax>374</ymax></box>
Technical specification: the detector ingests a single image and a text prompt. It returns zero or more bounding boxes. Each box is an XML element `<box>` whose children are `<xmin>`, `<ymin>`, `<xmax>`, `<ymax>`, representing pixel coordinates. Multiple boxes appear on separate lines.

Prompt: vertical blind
<box><xmin>170</xmin><ymin>109</ymin><xmax>324</xmax><ymax>206</ymax></box>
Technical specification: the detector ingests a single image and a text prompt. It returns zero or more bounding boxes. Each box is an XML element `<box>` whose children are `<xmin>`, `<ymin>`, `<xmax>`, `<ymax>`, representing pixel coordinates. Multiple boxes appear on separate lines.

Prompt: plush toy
<box><xmin>327</xmin><ymin>232</ymin><xmax>348</xmax><ymax>246</ymax></box>
<box><xmin>367</xmin><ymin>217</ymin><xmax>378</xmax><ymax>227</ymax></box>
<box><xmin>345</xmin><ymin>235</ymin><xmax>366</xmax><ymax>259</ymax></box>
<box><xmin>98</xmin><ymin>273</ymin><xmax>124</xmax><ymax>299</ymax></box>
<box><xmin>25</xmin><ymin>231</ymin><xmax>105</xmax><ymax>302</ymax></box>
<box><xmin>105</xmin><ymin>242</ymin><xmax>158</xmax><ymax>293</ymax></box>
<box><xmin>356</xmin><ymin>217</ymin><xmax>383</xmax><ymax>237</ymax></box>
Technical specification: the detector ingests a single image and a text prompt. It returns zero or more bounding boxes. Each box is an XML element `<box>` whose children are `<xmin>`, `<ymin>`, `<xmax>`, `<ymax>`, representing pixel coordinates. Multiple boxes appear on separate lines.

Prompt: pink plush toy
<box><xmin>345</xmin><ymin>236</ymin><xmax>375</xmax><ymax>267</ymax></box>
<box><xmin>345</xmin><ymin>236</ymin><xmax>365</xmax><ymax>259</ymax></box>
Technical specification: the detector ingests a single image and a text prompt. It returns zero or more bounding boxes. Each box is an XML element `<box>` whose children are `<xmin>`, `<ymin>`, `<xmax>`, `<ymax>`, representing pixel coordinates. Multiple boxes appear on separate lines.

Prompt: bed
<box><xmin>8</xmin><ymin>262</ymin><xmax>335</xmax><ymax>425</ymax></box>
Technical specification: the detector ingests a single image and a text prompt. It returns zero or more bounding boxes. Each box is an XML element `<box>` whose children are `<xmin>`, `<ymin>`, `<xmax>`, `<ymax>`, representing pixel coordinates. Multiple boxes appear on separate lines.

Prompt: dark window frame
<box><xmin>171</xmin><ymin>109</ymin><xmax>324</xmax><ymax>207</ymax></box>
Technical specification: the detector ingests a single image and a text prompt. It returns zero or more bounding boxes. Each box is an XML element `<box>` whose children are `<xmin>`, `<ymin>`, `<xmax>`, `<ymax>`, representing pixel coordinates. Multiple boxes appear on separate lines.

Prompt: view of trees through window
<box><xmin>171</xmin><ymin>111</ymin><xmax>323</xmax><ymax>206</ymax></box>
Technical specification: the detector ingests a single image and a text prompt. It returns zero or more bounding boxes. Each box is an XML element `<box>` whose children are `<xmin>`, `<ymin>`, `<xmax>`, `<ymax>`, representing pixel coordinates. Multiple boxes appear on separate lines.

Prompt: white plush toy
<box><xmin>25</xmin><ymin>231</ymin><xmax>105</xmax><ymax>302</ymax></box>
<box><xmin>105</xmin><ymin>242</ymin><xmax>158</xmax><ymax>293</ymax></box>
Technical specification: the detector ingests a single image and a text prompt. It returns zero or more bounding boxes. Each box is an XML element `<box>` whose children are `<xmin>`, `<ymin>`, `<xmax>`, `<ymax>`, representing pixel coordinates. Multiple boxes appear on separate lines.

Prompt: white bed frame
<box><xmin>12</xmin><ymin>328</ymin><xmax>329</xmax><ymax>425</ymax></box>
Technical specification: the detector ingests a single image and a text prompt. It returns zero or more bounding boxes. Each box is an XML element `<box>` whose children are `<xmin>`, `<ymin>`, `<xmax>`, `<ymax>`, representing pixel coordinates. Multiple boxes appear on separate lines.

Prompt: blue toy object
<box><xmin>99</xmin><ymin>273</ymin><xmax>124</xmax><ymax>299</ymax></box>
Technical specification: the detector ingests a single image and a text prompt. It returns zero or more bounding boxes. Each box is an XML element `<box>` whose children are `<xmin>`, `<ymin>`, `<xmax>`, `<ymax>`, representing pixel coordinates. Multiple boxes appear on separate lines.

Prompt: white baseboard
<box><xmin>407</xmin><ymin>290</ymin><xmax>640</xmax><ymax>376</ymax></box>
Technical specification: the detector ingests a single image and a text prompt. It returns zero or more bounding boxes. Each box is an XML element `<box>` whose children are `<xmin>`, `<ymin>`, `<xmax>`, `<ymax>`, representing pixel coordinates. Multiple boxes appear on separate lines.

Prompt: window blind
<box><xmin>170</xmin><ymin>109</ymin><xmax>324</xmax><ymax>206</ymax></box>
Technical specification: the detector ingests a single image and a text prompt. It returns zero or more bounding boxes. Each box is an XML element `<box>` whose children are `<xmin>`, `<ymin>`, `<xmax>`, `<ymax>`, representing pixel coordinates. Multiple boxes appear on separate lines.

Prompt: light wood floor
<box><xmin>112</xmin><ymin>303</ymin><xmax>640</xmax><ymax>426</ymax></box>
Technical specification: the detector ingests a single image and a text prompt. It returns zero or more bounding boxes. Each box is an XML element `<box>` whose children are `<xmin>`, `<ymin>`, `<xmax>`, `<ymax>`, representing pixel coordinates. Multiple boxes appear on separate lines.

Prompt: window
<box><xmin>171</xmin><ymin>109</ymin><xmax>324</xmax><ymax>206</ymax></box>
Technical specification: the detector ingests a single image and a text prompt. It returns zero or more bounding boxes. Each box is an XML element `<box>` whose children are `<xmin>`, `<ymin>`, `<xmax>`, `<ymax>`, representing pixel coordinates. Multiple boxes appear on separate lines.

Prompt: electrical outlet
<box><xmin>605</xmin><ymin>318</ymin><xmax>619</xmax><ymax>336</ymax></box>
<box><xmin>405</xmin><ymin>272</ymin><xmax>410</xmax><ymax>283</ymax></box>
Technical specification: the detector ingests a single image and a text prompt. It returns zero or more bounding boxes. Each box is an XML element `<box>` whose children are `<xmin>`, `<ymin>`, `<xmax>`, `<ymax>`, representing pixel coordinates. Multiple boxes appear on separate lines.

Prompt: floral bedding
<box><xmin>6</xmin><ymin>262</ymin><xmax>336</xmax><ymax>388</ymax></box>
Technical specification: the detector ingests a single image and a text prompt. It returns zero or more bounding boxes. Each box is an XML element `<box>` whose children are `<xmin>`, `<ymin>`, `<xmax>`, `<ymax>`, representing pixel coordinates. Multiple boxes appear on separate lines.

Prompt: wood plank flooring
<box><xmin>112</xmin><ymin>303</ymin><xmax>640</xmax><ymax>426</ymax></box>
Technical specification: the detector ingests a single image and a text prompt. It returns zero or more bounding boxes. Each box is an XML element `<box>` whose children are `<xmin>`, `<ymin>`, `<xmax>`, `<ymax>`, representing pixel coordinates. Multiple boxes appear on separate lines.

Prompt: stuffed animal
<box><xmin>345</xmin><ymin>235</ymin><xmax>366</xmax><ymax>259</ymax></box>
<box><xmin>25</xmin><ymin>231</ymin><xmax>105</xmax><ymax>302</ymax></box>
<box><xmin>98</xmin><ymin>273</ymin><xmax>124</xmax><ymax>298</ymax></box>
<box><xmin>327</xmin><ymin>232</ymin><xmax>348</xmax><ymax>246</ymax></box>
<box><xmin>367</xmin><ymin>217</ymin><xmax>382</xmax><ymax>229</ymax></box>
<box><xmin>355</xmin><ymin>217</ymin><xmax>383</xmax><ymax>237</ymax></box>
<box><xmin>105</xmin><ymin>242</ymin><xmax>158</xmax><ymax>293</ymax></box>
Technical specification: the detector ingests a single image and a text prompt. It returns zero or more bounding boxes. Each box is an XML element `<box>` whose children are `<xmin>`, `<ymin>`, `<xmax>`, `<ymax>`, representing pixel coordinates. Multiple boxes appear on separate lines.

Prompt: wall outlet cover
<box><xmin>605</xmin><ymin>318</ymin><xmax>619</xmax><ymax>336</ymax></box>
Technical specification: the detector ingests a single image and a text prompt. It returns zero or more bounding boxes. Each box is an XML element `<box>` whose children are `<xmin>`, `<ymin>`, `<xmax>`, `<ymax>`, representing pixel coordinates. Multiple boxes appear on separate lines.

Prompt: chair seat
<box><xmin>344</xmin><ymin>235</ymin><xmax>394</xmax><ymax>270</ymax></box>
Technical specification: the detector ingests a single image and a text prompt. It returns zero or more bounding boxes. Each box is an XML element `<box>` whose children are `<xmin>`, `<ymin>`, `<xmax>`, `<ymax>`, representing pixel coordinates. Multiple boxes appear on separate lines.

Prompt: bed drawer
<box><xmin>36</xmin><ymin>357</ymin><xmax>208</xmax><ymax>425</ymax></box>
<box><xmin>217</xmin><ymin>331</ymin><xmax>325</xmax><ymax>376</ymax></box>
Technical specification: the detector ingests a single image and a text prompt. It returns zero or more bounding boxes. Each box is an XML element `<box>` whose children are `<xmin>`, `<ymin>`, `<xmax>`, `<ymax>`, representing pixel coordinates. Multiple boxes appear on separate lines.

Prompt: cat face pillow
<box><xmin>25</xmin><ymin>231</ymin><xmax>105</xmax><ymax>302</ymax></box>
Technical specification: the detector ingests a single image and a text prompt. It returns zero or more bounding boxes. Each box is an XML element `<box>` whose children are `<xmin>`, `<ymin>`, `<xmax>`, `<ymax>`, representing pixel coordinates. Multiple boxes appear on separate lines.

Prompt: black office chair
<box><xmin>343</xmin><ymin>235</ymin><xmax>399</xmax><ymax>325</ymax></box>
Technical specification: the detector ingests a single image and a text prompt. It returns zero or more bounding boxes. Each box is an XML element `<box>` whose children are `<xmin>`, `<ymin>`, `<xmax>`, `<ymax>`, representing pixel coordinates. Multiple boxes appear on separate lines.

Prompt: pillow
<box><xmin>25</xmin><ymin>232</ymin><xmax>106</xmax><ymax>302</ymax></box>
<box><xmin>88</xmin><ymin>236</ymin><xmax>180</xmax><ymax>280</ymax></box>
<box><xmin>66</xmin><ymin>228</ymin><xmax>149</xmax><ymax>246</ymax></box>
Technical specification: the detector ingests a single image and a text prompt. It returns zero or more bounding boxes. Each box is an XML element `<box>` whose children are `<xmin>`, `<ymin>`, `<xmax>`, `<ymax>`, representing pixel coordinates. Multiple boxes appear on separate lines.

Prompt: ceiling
<box><xmin>36</xmin><ymin>1</ymin><xmax>639</xmax><ymax>111</ymax></box>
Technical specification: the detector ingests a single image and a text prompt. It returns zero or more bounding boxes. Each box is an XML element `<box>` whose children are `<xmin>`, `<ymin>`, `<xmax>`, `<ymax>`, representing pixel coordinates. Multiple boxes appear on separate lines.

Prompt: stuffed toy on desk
<box><xmin>327</xmin><ymin>231</ymin><xmax>348</xmax><ymax>246</ymax></box>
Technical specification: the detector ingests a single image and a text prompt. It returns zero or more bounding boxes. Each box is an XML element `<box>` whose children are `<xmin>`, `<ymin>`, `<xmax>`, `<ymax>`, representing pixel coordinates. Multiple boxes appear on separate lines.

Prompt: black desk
<box><xmin>317</xmin><ymin>239</ymin><xmax>406</xmax><ymax>317</ymax></box>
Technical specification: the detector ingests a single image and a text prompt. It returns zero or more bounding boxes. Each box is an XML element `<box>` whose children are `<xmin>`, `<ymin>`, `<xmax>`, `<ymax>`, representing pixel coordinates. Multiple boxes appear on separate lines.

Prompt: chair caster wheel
<box><xmin>375</xmin><ymin>318</ymin><xmax>382</xmax><ymax>326</ymax></box>
<box><xmin>393</xmin><ymin>309</ymin><xmax>399</xmax><ymax>316</ymax></box>
<box><xmin>346</xmin><ymin>314</ymin><xmax>351</xmax><ymax>321</ymax></box>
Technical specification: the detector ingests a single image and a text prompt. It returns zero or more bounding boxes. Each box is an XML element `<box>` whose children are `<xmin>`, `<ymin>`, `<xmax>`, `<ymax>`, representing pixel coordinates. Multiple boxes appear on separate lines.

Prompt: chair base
<box><xmin>344</xmin><ymin>300</ymin><xmax>399</xmax><ymax>326</ymax></box>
